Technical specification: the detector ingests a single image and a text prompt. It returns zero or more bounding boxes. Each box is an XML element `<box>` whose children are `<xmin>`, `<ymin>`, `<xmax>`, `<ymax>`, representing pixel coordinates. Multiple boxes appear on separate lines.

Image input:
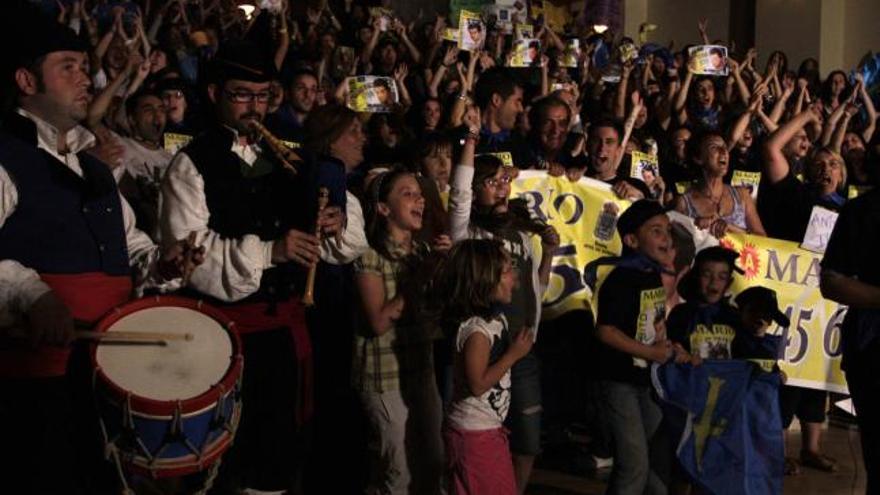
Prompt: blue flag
<box><xmin>652</xmin><ymin>360</ymin><xmax>784</xmax><ymax>495</ymax></box>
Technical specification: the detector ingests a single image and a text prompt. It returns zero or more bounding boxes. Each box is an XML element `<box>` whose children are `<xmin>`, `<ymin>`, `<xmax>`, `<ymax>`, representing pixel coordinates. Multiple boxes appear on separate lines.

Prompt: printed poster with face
<box><xmin>510</xmin><ymin>39</ymin><xmax>541</xmax><ymax>67</ymax></box>
<box><xmin>163</xmin><ymin>133</ymin><xmax>193</xmax><ymax>154</ymax></box>
<box><xmin>688</xmin><ymin>45</ymin><xmax>729</xmax><ymax>76</ymax></box>
<box><xmin>347</xmin><ymin>76</ymin><xmax>399</xmax><ymax>113</ymax></box>
<box><xmin>369</xmin><ymin>7</ymin><xmax>393</xmax><ymax>31</ymax></box>
<box><xmin>634</xmin><ymin>287</ymin><xmax>666</xmax><ymax>368</ymax></box>
<box><xmin>482</xmin><ymin>5</ymin><xmax>513</xmax><ymax>34</ymax></box>
<box><xmin>560</xmin><ymin>38</ymin><xmax>580</xmax><ymax>68</ymax></box>
<box><xmin>459</xmin><ymin>10</ymin><xmax>486</xmax><ymax>52</ymax></box>
<box><xmin>630</xmin><ymin>151</ymin><xmax>660</xmax><ymax>187</ymax></box>
<box><xmin>619</xmin><ymin>41</ymin><xmax>638</xmax><ymax>64</ymax></box>
<box><xmin>731</xmin><ymin>170</ymin><xmax>760</xmax><ymax>200</ymax></box>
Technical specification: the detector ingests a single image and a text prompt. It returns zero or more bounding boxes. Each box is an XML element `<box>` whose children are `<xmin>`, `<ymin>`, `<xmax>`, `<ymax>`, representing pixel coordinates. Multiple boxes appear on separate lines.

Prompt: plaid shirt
<box><xmin>352</xmin><ymin>242</ymin><xmax>433</xmax><ymax>393</ymax></box>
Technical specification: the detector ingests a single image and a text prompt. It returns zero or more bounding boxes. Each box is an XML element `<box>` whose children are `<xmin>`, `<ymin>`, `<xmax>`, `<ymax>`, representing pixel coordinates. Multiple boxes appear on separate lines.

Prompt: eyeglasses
<box><xmin>224</xmin><ymin>90</ymin><xmax>271</xmax><ymax>104</ymax></box>
<box><xmin>483</xmin><ymin>175</ymin><xmax>512</xmax><ymax>188</ymax></box>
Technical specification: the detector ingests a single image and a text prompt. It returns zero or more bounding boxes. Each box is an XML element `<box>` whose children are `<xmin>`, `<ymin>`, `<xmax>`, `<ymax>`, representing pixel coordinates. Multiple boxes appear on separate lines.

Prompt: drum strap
<box><xmin>218</xmin><ymin>300</ymin><xmax>314</xmax><ymax>425</ymax></box>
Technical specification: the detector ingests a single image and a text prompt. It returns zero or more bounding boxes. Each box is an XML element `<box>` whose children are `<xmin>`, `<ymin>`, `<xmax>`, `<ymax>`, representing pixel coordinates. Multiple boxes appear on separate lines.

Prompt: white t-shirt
<box><xmin>115</xmin><ymin>136</ymin><xmax>174</xmax><ymax>241</ymax></box>
<box><xmin>116</xmin><ymin>136</ymin><xmax>174</xmax><ymax>184</ymax></box>
<box><xmin>446</xmin><ymin>315</ymin><xmax>512</xmax><ymax>431</ymax></box>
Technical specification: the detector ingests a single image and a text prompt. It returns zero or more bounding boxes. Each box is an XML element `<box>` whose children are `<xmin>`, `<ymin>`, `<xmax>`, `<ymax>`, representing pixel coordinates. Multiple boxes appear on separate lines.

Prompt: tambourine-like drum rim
<box><xmin>91</xmin><ymin>296</ymin><xmax>243</xmax><ymax>417</ymax></box>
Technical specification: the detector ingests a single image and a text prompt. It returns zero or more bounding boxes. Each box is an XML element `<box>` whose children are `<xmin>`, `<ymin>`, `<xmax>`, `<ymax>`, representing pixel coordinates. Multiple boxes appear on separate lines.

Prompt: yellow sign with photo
<box><xmin>163</xmin><ymin>133</ymin><xmax>193</xmax><ymax>154</ymax></box>
<box><xmin>479</xmin><ymin>152</ymin><xmax>514</xmax><ymax>168</ymax></box>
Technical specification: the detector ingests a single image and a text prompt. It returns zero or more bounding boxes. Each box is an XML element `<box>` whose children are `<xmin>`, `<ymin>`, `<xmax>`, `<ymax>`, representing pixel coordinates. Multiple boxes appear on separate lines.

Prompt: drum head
<box><xmin>96</xmin><ymin>306</ymin><xmax>233</xmax><ymax>402</ymax></box>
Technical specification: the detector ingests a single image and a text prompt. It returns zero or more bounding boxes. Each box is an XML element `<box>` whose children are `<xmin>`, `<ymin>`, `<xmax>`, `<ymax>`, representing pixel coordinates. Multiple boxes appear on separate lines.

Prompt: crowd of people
<box><xmin>1</xmin><ymin>0</ymin><xmax>879</xmax><ymax>494</ymax></box>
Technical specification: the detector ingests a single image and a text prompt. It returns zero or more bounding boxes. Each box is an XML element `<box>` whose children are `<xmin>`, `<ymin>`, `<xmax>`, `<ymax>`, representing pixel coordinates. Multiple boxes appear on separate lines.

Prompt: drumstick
<box><xmin>302</xmin><ymin>187</ymin><xmax>329</xmax><ymax>307</ymax></box>
<box><xmin>76</xmin><ymin>331</ymin><xmax>194</xmax><ymax>341</ymax></box>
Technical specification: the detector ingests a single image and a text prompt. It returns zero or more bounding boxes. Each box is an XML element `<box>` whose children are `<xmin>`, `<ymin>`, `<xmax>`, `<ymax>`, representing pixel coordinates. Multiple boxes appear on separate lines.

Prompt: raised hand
<box><xmin>749</xmin><ymin>84</ymin><xmax>767</xmax><ymax>111</ymax></box>
<box><xmin>462</xmin><ymin>106</ymin><xmax>481</xmax><ymax>133</ymax></box>
<box><xmin>844</xmin><ymin>102</ymin><xmax>860</xmax><ymax>119</ymax></box>
<box><xmin>728</xmin><ymin>58</ymin><xmax>741</xmax><ymax>74</ymax></box>
<box><xmin>394</xmin><ymin>62</ymin><xmax>409</xmax><ymax>82</ymax></box>
<box><xmin>697</xmin><ymin>18</ymin><xmax>709</xmax><ymax>42</ymax></box>
<box><xmin>539</xmin><ymin>226</ymin><xmax>560</xmax><ymax>254</ymax></box>
<box><xmin>631</xmin><ymin>90</ymin><xmax>644</xmax><ymax>115</ymax></box>
<box><xmin>442</xmin><ymin>45</ymin><xmax>459</xmax><ymax>67</ymax></box>
<box><xmin>746</xmin><ymin>47</ymin><xmax>757</xmax><ymax>67</ymax></box>
<box><xmin>306</xmin><ymin>6</ymin><xmax>322</xmax><ymax>25</ymax></box>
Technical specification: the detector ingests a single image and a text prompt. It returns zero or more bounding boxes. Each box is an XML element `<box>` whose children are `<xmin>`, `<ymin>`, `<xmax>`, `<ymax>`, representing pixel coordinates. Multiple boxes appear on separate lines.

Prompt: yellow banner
<box><xmin>510</xmin><ymin>172</ymin><xmax>630</xmax><ymax>319</ymax></box>
<box><xmin>510</xmin><ymin>172</ymin><xmax>847</xmax><ymax>393</ymax></box>
<box><xmin>720</xmin><ymin>233</ymin><xmax>847</xmax><ymax>393</ymax></box>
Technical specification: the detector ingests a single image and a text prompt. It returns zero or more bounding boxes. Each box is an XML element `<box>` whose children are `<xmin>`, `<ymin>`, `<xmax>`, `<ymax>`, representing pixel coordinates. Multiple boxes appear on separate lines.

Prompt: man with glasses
<box><xmin>161</xmin><ymin>41</ymin><xmax>346</xmax><ymax>494</ymax></box>
<box><xmin>266</xmin><ymin>68</ymin><xmax>319</xmax><ymax>145</ymax></box>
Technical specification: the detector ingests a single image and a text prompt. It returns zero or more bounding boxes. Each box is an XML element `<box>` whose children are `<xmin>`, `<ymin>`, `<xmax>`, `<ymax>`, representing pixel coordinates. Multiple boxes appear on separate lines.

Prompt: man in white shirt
<box><xmin>161</xmin><ymin>40</ymin><xmax>360</xmax><ymax>494</ymax></box>
<box><xmin>0</xmin><ymin>9</ymin><xmax>200</xmax><ymax>494</ymax></box>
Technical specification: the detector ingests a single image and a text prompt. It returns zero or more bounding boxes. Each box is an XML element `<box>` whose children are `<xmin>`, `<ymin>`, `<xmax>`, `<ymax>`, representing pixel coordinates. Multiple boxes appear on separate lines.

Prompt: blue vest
<box><xmin>0</xmin><ymin>115</ymin><xmax>129</xmax><ymax>276</ymax></box>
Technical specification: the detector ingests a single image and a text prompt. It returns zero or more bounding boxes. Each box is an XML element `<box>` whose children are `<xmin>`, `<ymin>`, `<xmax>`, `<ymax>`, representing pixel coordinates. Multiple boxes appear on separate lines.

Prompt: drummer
<box><xmin>160</xmin><ymin>40</ymin><xmax>357</xmax><ymax>494</ymax></box>
<box><xmin>0</xmin><ymin>7</ymin><xmax>203</xmax><ymax>494</ymax></box>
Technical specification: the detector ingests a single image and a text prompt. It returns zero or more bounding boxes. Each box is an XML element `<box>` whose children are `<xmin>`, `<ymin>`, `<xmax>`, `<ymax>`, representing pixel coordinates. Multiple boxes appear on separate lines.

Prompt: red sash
<box><xmin>218</xmin><ymin>300</ymin><xmax>314</xmax><ymax>425</ymax></box>
<box><xmin>0</xmin><ymin>273</ymin><xmax>132</xmax><ymax>378</ymax></box>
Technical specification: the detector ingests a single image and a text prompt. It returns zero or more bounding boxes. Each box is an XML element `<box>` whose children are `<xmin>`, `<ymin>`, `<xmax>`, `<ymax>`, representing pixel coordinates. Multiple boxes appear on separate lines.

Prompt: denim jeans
<box><xmin>598</xmin><ymin>380</ymin><xmax>667</xmax><ymax>495</ymax></box>
<box><xmin>505</xmin><ymin>350</ymin><xmax>542</xmax><ymax>456</ymax></box>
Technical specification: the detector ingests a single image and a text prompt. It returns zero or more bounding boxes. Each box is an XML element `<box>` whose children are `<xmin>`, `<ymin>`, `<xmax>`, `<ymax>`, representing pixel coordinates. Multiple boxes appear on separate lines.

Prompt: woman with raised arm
<box><xmin>760</xmin><ymin>106</ymin><xmax>846</xmax><ymax>475</ymax></box>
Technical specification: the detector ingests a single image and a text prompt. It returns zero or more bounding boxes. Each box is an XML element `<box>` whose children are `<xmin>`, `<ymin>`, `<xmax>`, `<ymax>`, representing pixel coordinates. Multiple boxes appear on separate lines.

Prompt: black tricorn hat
<box><xmin>210</xmin><ymin>40</ymin><xmax>278</xmax><ymax>84</ymax></box>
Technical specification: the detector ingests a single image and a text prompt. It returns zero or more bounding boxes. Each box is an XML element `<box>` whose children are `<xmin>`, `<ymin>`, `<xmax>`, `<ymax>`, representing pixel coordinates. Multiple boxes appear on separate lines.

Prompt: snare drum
<box><xmin>91</xmin><ymin>296</ymin><xmax>243</xmax><ymax>479</ymax></box>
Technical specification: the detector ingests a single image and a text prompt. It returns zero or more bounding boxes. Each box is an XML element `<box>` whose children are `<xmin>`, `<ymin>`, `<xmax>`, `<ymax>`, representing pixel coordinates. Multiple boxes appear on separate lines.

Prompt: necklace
<box><xmin>699</xmin><ymin>185</ymin><xmax>725</xmax><ymax>216</ymax></box>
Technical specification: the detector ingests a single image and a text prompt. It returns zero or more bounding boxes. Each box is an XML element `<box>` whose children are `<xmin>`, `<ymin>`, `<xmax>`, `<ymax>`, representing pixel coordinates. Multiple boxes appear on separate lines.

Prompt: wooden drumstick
<box><xmin>302</xmin><ymin>187</ymin><xmax>329</xmax><ymax>307</ymax></box>
<box><xmin>76</xmin><ymin>331</ymin><xmax>194</xmax><ymax>341</ymax></box>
